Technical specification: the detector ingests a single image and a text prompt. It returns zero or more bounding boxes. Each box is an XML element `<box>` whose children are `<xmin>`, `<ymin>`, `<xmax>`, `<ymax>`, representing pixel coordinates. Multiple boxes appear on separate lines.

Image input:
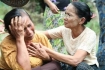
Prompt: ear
<box><xmin>79</xmin><ymin>17</ymin><xmax>86</xmax><ymax>25</ymax></box>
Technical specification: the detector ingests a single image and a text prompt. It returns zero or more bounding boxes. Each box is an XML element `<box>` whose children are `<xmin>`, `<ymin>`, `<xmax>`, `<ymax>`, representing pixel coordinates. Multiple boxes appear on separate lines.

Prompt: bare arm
<box><xmin>44</xmin><ymin>0</ymin><xmax>59</xmax><ymax>14</ymax></box>
<box><xmin>28</xmin><ymin>42</ymin><xmax>87</xmax><ymax>66</ymax></box>
<box><xmin>28</xmin><ymin>43</ymin><xmax>51</xmax><ymax>61</ymax></box>
<box><xmin>10</xmin><ymin>16</ymin><xmax>31</xmax><ymax>70</ymax></box>
<box><xmin>45</xmin><ymin>47</ymin><xmax>87</xmax><ymax>66</ymax></box>
<box><xmin>36</xmin><ymin>30</ymin><xmax>52</xmax><ymax>39</ymax></box>
<box><xmin>43</xmin><ymin>31</ymin><xmax>52</xmax><ymax>39</ymax></box>
<box><xmin>16</xmin><ymin>38</ymin><xmax>31</xmax><ymax>70</ymax></box>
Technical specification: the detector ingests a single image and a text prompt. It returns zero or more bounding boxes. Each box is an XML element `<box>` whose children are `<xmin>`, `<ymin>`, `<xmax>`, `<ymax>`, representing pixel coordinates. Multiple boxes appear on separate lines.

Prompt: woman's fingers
<box><xmin>27</xmin><ymin>43</ymin><xmax>50</xmax><ymax>60</ymax></box>
<box><xmin>10</xmin><ymin>16</ymin><xmax>25</xmax><ymax>38</ymax></box>
<box><xmin>10</xmin><ymin>18</ymin><xmax>14</xmax><ymax>28</ymax></box>
<box><xmin>29</xmin><ymin>52</ymin><xmax>37</xmax><ymax>57</ymax></box>
<box><xmin>10</xmin><ymin>16</ymin><xmax>19</xmax><ymax>30</ymax></box>
<box><xmin>9</xmin><ymin>25</ymin><xmax>12</xmax><ymax>33</ymax></box>
<box><xmin>28</xmin><ymin>46</ymin><xmax>37</xmax><ymax>56</ymax></box>
<box><xmin>27</xmin><ymin>48</ymin><xmax>40</xmax><ymax>58</ymax></box>
<box><xmin>11</xmin><ymin>16</ymin><xmax>23</xmax><ymax>29</ymax></box>
<box><xmin>18</xmin><ymin>16</ymin><xmax>21</xmax><ymax>27</ymax></box>
<box><xmin>28</xmin><ymin>43</ymin><xmax>43</xmax><ymax>57</ymax></box>
<box><xmin>28</xmin><ymin>44</ymin><xmax>40</xmax><ymax>56</ymax></box>
<box><xmin>28</xmin><ymin>44</ymin><xmax>36</xmax><ymax>51</ymax></box>
<box><xmin>10</xmin><ymin>18</ymin><xmax>16</xmax><ymax>35</ymax></box>
<box><xmin>14</xmin><ymin>16</ymin><xmax>18</xmax><ymax>27</ymax></box>
<box><xmin>30</xmin><ymin>43</ymin><xmax>41</xmax><ymax>49</ymax></box>
<box><xmin>18</xmin><ymin>16</ymin><xmax>25</xmax><ymax>28</ymax></box>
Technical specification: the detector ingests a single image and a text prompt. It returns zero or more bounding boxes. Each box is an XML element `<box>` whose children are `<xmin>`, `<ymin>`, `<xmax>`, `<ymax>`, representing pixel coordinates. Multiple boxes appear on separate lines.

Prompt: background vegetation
<box><xmin>0</xmin><ymin>0</ymin><xmax>100</xmax><ymax>46</ymax></box>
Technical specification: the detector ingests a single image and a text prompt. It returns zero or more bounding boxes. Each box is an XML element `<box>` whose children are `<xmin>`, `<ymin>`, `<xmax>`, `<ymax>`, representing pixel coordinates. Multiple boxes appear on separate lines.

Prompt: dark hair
<box><xmin>4</xmin><ymin>8</ymin><xmax>32</xmax><ymax>34</ymax></box>
<box><xmin>71</xmin><ymin>1</ymin><xmax>92</xmax><ymax>25</ymax></box>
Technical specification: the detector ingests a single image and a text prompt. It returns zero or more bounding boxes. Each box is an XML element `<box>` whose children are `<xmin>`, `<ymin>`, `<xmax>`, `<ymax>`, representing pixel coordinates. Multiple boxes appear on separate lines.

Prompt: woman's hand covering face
<box><xmin>9</xmin><ymin>16</ymin><xmax>25</xmax><ymax>39</ymax></box>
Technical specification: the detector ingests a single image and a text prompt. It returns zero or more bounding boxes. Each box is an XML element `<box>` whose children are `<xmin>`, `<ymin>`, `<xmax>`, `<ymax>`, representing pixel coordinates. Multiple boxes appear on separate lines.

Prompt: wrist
<box><xmin>16</xmin><ymin>37</ymin><xmax>24</xmax><ymax>41</ymax></box>
<box><xmin>43</xmin><ymin>56</ymin><xmax>52</xmax><ymax>63</ymax></box>
<box><xmin>16</xmin><ymin>37</ymin><xmax>26</xmax><ymax>48</ymax></box>
<box><xmin>48</xmin><ymin>56</ymin><xmax>52</xmax><ymax>61</ymax></box>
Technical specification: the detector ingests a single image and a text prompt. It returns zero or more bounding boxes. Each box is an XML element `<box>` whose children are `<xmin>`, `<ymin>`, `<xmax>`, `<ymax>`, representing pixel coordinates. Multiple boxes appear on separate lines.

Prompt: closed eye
<box><xmin>28</xmin><ymin>24</ymin><xmax>31</xmax><ymax>27</ymax></box>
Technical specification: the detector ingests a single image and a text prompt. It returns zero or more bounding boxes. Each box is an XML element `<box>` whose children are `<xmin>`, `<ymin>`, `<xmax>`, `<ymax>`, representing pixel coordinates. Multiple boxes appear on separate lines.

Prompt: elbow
<box><xmin>17</xmin><ymin>57</ymin><xmax>31</xmax><ymax>69</ymax></box>
<box><xmin>44</xmin><ymin>31</ymin><xmax>52</xmax><ymax>39</ymax></box>
<box><xmin>71</xmin><ymin>59</ymin><xmax>81</xmax><ymax>67</ymax></box>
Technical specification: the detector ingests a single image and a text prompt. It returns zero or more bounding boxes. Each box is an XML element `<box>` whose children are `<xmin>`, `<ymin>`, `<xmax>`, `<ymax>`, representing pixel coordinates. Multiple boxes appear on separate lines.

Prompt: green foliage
<box><xmin>0</xmin><ymin>0</ymin><xmax>100</xmax><ymax>43</ymax></box>
<box><xmin>0</xmin><ymin>1</ymin><xmax>12</xmax><ymax>19</ymax></box>
<box><xmin>86</xmin><ymin>17</ymin><xmax>100</xmax><ymax>35</ymax></box>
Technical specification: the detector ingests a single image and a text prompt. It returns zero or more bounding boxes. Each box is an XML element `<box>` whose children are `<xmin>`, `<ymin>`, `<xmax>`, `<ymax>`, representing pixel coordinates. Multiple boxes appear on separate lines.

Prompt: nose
<box><xmin>64</xmin><ymin>16</ymin><xmax>67</xmax><ymax>21</ymax></box>
<box><xmin>64</xmin><ymin>14</ymin><xmax>68</xmax><ymax>20</ymax></box>
<box><xmin>26</xmin><ymin>28</ymin><xmax>31</xmax><ymax>34</ymax></box>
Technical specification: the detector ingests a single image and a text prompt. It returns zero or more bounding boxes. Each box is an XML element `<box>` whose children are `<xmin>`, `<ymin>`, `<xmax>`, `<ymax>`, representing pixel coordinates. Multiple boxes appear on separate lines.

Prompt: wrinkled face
<box><xmin>22</xmin><ymin>15</ymin><xmax>35</xmax><ymax>41</ymax></box>
<box><xmin>64</xmin><ymin>4</ymin><xmax>81</xmax><ymax>29</ymax></box>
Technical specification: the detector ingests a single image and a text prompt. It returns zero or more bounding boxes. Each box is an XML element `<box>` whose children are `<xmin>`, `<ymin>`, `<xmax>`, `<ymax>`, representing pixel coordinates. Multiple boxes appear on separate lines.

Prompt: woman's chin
<box><xmin>26</xmin><ymin>35</ymin><xmax>34</xmax><ymax>40</ymax></box>
<box><xmin>29</xmin><ymin>35</ymin><xmax>34</xmax><ymax>40</ymax></box>
<box><xmin>64</xmin><ymin>24</ymin><xmax>68</xmax><ymax>28</ymax></box>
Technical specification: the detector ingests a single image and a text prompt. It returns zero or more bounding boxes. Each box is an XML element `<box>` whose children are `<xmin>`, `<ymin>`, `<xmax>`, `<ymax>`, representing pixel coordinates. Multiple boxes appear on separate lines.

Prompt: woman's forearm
<box><xmin>44</xmin><ymin>0</ymin><xmax>53</xmax><ymax>7</ymax></box>
<box><xmin>45</xmin><ymin>48</ymin><xmax>82</xmax><ymax>66</ymax></box>
<box><xmin>16</xmin><ymin>38</ymin><xmax>31</xmax><ymax>70</ymax></box>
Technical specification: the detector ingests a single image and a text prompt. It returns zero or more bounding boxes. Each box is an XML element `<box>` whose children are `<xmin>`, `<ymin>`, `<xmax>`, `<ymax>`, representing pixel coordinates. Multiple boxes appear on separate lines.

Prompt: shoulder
<box><xmin>34</xmin><ymin>31</ymin><xmax>52</xmax><ymax>49</ymax></box>
<box><xmin>35</xmin><ymin>31</ymin><xmax>47</xmax><ymax>38</ymax></box>
<box><xmin>34</xmin><ymin>31</ymin><xmax>49</xmax><ymax>41</ymax></box>
<box><xmin>85</xmin><ymin>27</ymin><xmax>96</xmax><ymax>36</ymax></box>
<box><xmin>1</xmin><ymin>35</ymin><xmax>15</xmax><ymax>45</ymax></box>
<box><xmin>83</xmin><ymin>27</ymin><xmax>96</xmax><ymax>40</ymax></box>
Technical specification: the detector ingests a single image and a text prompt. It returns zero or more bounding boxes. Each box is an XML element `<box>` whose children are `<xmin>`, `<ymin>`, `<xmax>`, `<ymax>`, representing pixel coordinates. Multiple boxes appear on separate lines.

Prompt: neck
<box><xmin>71</xmin><ymin>26</ymin><xmax>85</xmax><ymax>39</ymax></box>
<box><xmin>25</xmin><ymin>40</ymin><xmax>32</xmax><ymax>46</ymax></box>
